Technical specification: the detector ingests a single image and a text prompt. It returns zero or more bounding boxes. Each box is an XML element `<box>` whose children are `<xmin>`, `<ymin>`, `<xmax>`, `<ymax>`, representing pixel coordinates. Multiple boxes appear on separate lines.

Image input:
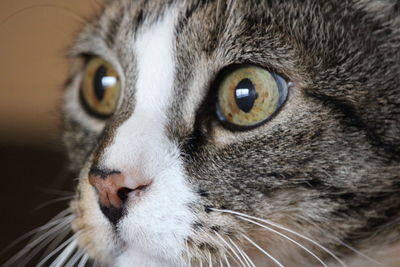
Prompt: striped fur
<box><xmin>59</xmin><ymin>0</ymin><xmax>400</xmax><ymax>266</ymax></box>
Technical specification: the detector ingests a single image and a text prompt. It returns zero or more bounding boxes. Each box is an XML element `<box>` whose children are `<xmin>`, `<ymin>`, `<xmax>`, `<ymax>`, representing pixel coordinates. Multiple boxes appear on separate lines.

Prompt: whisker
<box><xmin>1</xmin><ymin>4</ymin><xmax>87</xmax><ymax>26</ymax></box>
<box><xmin>39</xmin><ymin>188</ymin><xmax>74</xmax><ymax>197</ymax></box>
<box><xmin>241</xmin><ymin>234</ymin><xmax>285</xmax><ymax>267</ymax></box>
<box><xmin>49</xmin><ymin>239</ymin><xmax>78</xmax><ymax>267</ymax></box>
<box><xmin>29</xmin><ymin>215</ymin><xmax>73</xmax><ymax>247</ymax></box>
<box><xmin>227</xmin><ymin>236</ymin><xmax>256</xmax><ymax>267</ymax></box>
<box><xmin>25</xmin><ymin>209</ymin><xmax>73</xmax><ymax>248</ymax></box>
<box><xmin>3</xmin><ymin>216</ymin><xmax>73</xmax><ymax>266</ymax></box>
<box><xmin>197</xmin><ymin>227</ymin><xmax>237</xmax><ymax>266</ymax></box>
<box><xmin>19</xmin><ymin>225</ymin><xmax>71</xmax><ymax>266</ymax></box>
<box><xmin>238</xmin><ymin>216</ymin><xmax>326</xmax><ymax>267</ymax></box>
<box><xmin>240</xmin><ymin>251</ymin><xmax>257</xmax><ymax>267</ymax></box>
<box><xmin>219</xmin><ymin>258</ymin><xmax>224</xmax><ymax>267</ymax></box>
<box><xmin>223</xmin><ymin>254</ymin><xmax>232</xmax><ymax>267</ymax></box>
<box><xmin>33</xmin><ymin>195</ymin><xmax>75</xmax><ymax>211</ymax></box>
<box><xmin>209</xmin><ymin>251</ymin><xmax>213</xmax><ymax>267</ymax></box>
<box><xmin>37</xmin><ymin>233</ymin><xmax>78</xmax><ymax>266</ymax></box>
<box><xmin>212</xmin><ymin>208</ymin><xmax>346</xmax><ymax>267</ymax></box>
<box><xmin>78</xmin><ymin>253</ymin><xmax>90</xmax><ymax>267</ymax></box>
<box><xmin>336</xmin><ymin>241</ymin><xmax>384</xmax><ymax>267</ymax></box>
<box><xmin>65</xmin><ymin>249</ymin><xmax>85</xmax><ymax>267</ymax></box>
<box><xmin>214</xmin><ymin>231</ymin><xmax>248</xmax><ymax>267</ymax></box>
<box><xmin>299</xmin><ymin>216</ymin><xmax>385</xmax><ymax>267</ymax></box>
<box><xmin>42</xmin><ymin>227</ymin><xmax>72</xmax><ymax>259</ymax></box>
<box><xmin>0</xmin><ymin>208</ymin><xmax>71</xmax><ymax>256</ymax></box>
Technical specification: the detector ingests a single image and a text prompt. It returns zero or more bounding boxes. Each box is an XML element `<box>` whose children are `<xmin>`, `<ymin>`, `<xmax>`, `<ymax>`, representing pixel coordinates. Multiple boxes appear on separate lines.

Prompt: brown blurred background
<box><xmin>0</xmin><ymin>0</ymin><xmax>100</xmax><ymax>262</ymax></box>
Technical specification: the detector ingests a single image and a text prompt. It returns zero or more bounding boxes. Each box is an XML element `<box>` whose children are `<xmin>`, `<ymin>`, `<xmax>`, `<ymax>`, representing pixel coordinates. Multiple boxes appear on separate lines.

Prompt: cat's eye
<box><xmin>216</xmin><ymin>65</ymin><xmax>288</xmax><ymax>129</ymax></box>
<box><xmin>80</xmin><ymin>57</ymin><xmax>121</xmax><ymax>117</ymax></box>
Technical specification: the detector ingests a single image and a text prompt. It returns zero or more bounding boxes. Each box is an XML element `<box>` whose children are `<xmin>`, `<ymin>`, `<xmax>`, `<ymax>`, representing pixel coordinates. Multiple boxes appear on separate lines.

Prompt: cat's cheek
<box><xmin>71</xmin><ymin>177</ymin><xmax>117</xmax><ymax>264</ymax></box>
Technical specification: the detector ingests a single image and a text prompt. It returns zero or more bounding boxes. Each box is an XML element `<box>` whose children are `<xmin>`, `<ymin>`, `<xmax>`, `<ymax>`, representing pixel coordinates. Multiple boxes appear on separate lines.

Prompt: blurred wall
<box><xmin>0</xmin><ymin>0</ymin><xmax>100</xmax><ymax>261</ymax></box>
<box><xmin>0</xmin><ymin>0</ymin><xmax>100</xmax><ymax>144</ymax></box>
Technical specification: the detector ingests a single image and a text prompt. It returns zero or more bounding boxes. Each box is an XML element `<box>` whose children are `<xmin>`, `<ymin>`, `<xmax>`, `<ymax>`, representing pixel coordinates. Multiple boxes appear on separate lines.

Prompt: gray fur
<box><xmin>62</xmin><ymin>0</ymin><xmax>400</xmax><ymax>265</ymax></box>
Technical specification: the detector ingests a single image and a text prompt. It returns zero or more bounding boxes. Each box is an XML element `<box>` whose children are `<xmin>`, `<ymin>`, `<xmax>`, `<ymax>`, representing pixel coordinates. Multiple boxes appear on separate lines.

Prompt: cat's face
<box><xmin>62</xmin><ymin>0</ymin><xmax>400</xmax><ymax>266</ymax></box>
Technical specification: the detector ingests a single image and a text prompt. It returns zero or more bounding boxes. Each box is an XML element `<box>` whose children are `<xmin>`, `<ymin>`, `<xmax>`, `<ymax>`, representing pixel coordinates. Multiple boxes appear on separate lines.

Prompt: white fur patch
<box><xmin>101</xmin><ymin>7</ymin><xmax>196</xmax><ymax>266</ymax></box>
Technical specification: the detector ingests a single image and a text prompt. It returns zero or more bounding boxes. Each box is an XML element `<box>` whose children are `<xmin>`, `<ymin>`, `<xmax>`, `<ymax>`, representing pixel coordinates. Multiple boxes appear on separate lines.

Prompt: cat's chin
<box><xmin>113</xmin><ymin>213</ymin><xmax>190</xmax><ymax>266</ymax></box>
<box><xmin>115</xmin><ymin>247</ymin><xmax>184</xmax><ymax>267</ymax></box>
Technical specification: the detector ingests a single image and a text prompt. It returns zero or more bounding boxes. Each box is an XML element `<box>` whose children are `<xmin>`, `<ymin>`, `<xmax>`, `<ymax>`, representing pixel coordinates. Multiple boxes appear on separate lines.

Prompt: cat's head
<box><xmin>62</xmin><ymin>0</ymin><xmax>400</xmax><ymax>265</ymax></box>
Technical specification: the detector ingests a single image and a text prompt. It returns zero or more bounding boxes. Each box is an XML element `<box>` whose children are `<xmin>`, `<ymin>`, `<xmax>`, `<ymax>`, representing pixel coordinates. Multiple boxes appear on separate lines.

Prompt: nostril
<box><xmin>117</xmin><ymin>187</ymin><xmax>133</xmax><ymax>202</ymax></box>
<box><xmin>116</xmin><ymin>184</ymin><xmax>150</xmax><ymax>202</ymax></box>
<box><xmin>88</xmin><ymin>168</ymin><xmax>152</xmax><ymax>225</ymax></box>
<box><xmin>135</xmin><ymin>184</ymin><xmax>149</xmax><ymax>191</ymax></box>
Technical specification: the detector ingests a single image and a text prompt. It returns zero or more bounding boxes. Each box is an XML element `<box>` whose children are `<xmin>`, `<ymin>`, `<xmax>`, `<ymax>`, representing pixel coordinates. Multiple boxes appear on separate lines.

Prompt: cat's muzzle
<box><xmin>88</xmin><ymin>168</ymin><xmax>150</xmax><ymax>225</ymax></box>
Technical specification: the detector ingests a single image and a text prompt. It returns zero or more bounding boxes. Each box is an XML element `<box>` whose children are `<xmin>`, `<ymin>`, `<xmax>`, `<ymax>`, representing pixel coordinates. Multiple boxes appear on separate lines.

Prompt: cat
<box><xmin>6</xmin><ymin>0</ymin><xmax>400</xmax><ymax>266</ymax></box>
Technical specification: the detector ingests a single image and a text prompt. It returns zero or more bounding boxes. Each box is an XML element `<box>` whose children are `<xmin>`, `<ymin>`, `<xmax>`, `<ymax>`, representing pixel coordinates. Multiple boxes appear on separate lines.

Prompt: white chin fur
<box><xmin>116</xmin><ymin>250</ymin><xmax>184</xmax><ymax>267</ymax></box>
<box><xmin>115</xmin><ymin>156</ymin><xmax>195</xmax><ymax>266</ymax></box>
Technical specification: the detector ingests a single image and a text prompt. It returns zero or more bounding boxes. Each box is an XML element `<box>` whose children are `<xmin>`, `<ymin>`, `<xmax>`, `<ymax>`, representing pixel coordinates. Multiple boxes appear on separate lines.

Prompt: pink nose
<box><xmin>88</xmin><ymin>169</ymin><xmax>149</xmax><ymax>209</ymax></box>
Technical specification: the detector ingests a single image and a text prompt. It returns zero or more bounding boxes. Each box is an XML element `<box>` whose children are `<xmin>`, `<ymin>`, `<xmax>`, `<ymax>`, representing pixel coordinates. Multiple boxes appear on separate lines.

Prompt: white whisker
<box><xmin>34</xmin><ymin>195</ymin><xmax>75</xmax><ymax>211</ymax></box>
<box><xmin>240</xmin><ymin>250</ymin><xmax>257</xmax><ymax>267</ymax></box>
<box><xmin>209</xmin><ymin>251</ymin><xmax>213</xmax><ymax>267</ymax></box>
<box><xmin>78</xmin><ymin>253</ymin><xmax>89</xmax><ymax>267</ymax></box>
<box><xmin>49</xmin><ymin>239</ymin><xmax>77</xmax><ymax>267</ymax></box>
<box><xmin>42</xmin><ymin>227</ymin><xmax>72</xmax><ymax>259</ymax></box>
<box><xmin>238</xmin><ymin>216</ymin><xmax>326</xmax><ymax>267</ymax></box>
<box><xmin>24</xmin><ymin>209</ymin><xmax>73</xmax><ymax>254</ymax></box>
<box><xmin>20</xmin><ymin>225</ymin><xmax>71</xmax><ymax>266</ymax></box>
<box><xmin>39</xmin><ymin>188</ymin><xmax>74</xmax><ymax>197</ymax></box>
<box><xmin>37</xmin><ymin>233</ymin><xmax>77</xmax><ymax>266</ymax></box>
<box><xmin>212</xmin><ymin>208</ymin><xmax>347</xmax><ymax>267</ymax></box>
<box><xmin>66</xmin><ymin>249</ymin><xmax>86</xmax><ymax>267</ymax></box>
<box><xmin>29</xmin><ymin>215</ymin><xmax>73</xmax><ymax>247</ymax></box>
<box><xmin>3</xmin><ymin>216</ymin><xmax>73</xmax><ymax>266</ymax></box>
<box><xmin>227</xmin><ymin>236</ymin><xmax>256</xmax><ymax>267</ymax></box>
<box><xmin>241</xmin><ymin>234</ymin><xmax>284</xmax><ymax>267</ymax></box>
<box><xmin>223</xmin><ymin>254</ymin><xmax>232</xmax><ymax>267</ymax></box>
<box><xmin>214</xmin><ymin>231</ymin><xmax>248</xmax><ymax>267</ymax></box>
<box><xmin>219</xmin><ymin>258</ymin><xmax>224</xmax><ymax>267</ymax></box>
<box><xmin>299</xmin><ymin>217</ymin><xmax>385</xmax><ymax>267</ymax></box>
<box><xmin>337</xmin><ymin>241</ymin><xmax>383</xmax><ymax>267</ymax></box>
<box><xmin>1</xmin><ymin>208</ymin><xmax>71</xmax><ymax>257</ymax></box>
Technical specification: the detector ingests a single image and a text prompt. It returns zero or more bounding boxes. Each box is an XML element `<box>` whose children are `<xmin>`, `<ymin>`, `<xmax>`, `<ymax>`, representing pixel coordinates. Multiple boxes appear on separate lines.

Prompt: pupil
<box><xmin>234</xmin><ymin>78</ymin><xmax>257</xmax><ymax>113</ymax></box>
<box><xmin>93</xmin><ymin>66</ymin><xmax>107</xmax><ymax>101</ymax></box>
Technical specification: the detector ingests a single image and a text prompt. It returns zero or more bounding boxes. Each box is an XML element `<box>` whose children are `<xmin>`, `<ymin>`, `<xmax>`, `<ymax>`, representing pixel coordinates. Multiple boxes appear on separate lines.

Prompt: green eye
<box><xmin>80</xmin><ymin>57</ymin><xmax>121</xmax><ymax>117</ymax></box>
<box><xmin>216</xmin><ymin>65</ymin><xmax>288</xmax><ymax>129</ymax></box>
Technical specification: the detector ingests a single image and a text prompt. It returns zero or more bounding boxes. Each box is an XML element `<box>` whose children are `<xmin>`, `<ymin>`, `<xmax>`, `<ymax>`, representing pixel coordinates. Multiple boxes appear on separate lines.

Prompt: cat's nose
<box><xmin>88</xmin><ymin>168</ymin><xmax>150</xmax><ymax>224</ymax></box>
